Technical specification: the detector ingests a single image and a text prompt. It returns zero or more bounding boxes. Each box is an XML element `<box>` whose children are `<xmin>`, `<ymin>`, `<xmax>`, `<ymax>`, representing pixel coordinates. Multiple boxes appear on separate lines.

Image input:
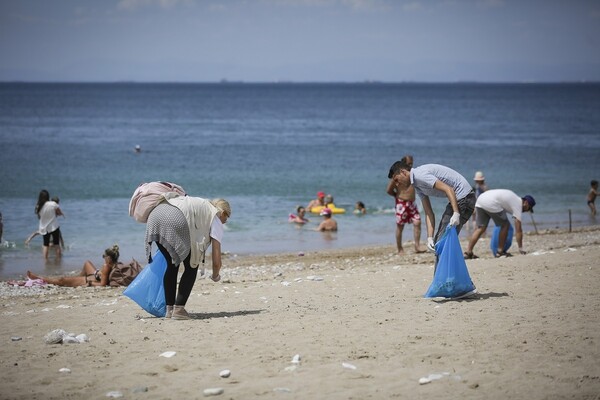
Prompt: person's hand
<box><xmin>427</xmin><ymin>237</ymin><xmax>435</xmax><ymax>252</ymax></box>
<box><xmin>519</xmin><ymin>247</ymin><xmax>527</xmax><ymax>255</ymax></box>
<box><xmin>449</xmin><ymin>212</ymin><xmax>461</xmax><ymax>226</ymax></box>
<box><xmin>210</xmin><ymin>274</ymin><xmax>221</xmax><ymax>282</ymax></box>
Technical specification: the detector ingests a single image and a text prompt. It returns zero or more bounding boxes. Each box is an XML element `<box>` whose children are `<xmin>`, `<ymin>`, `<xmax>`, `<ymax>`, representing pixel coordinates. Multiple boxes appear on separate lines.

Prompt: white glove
<box><xmin>427</xmin><ymin>237</ymin><xmax>435</xmax><ymax>252</ymax></box>
<box><xmin>449</xmin><ymin>212</ymin><xmax>461</xmax><ymax>227</ymax></box>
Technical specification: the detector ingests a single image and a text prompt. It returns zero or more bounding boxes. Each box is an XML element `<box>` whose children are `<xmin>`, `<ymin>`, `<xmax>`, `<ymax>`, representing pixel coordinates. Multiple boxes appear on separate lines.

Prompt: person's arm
<box><xmin>433</xmin><ymin>180</ymin><xmax>459</xmax><ymax>213</ymax></box>
<box><xmin>315</xmin><ymin>222</ymin><xmax>325</xmax><ymax>232</ymax></box>
<box><xmin>421</xmin><ymin>195</ymin><xmax>437</xmax><ymax>252</ymax></box>
<box><xmin>386</xmin><ymin>179</ymin><xmax>398</xmax><ymax>197</ymax></box>
<box><xmin>96</xmin><ymin>262</ymin><xmax>112</xmax><ymax>286</ymax></box>
<box><xmin>56</xmin><ymin>207</ymin><xmax>64</xmax><ymax>218</ymax></box>
<box><xmin>210</xmin><ymin>239</ymin><xmax>222</xmax><ymax>282</ymax></box>
<box><xmin>514</xmin><ymin>219</ymin><xmax>525</xmax><ymax>254</ymax></box>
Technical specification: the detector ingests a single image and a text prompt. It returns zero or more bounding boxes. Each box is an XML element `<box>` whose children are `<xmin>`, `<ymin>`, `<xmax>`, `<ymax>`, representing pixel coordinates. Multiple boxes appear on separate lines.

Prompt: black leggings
<box><xmin>156</xmin><ymin>242</ymin><xmax>198</xmax><ymax>306</ymax></box>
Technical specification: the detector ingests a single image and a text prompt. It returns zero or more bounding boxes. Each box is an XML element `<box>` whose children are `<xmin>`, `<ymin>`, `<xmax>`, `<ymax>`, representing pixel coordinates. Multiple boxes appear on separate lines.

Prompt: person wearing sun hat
<box><xmin>307</xmin><ymin>191</ymin><xmax>326</xmax><ymax>212</ymax></box>
<box><xmin>471</xmin><ymin>171</ymin><xmax>489</xmax><ymax>230</ymax></box>
<box><xmin>316</xmin><ymin>207</ymin><xmax>338</xmax><ymax>231</ymax></box>
<box><xmin>464</xmin><ymin>189</ymin><xmax>536</xmax><ymax>259</ymax></box>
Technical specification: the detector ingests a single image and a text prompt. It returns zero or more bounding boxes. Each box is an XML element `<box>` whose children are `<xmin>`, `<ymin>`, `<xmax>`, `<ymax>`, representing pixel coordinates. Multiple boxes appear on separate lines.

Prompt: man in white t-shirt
<box><xmin>464</xmin><ymin>189</ymin><xmax>536</xmax><ymax>258</ymax></box>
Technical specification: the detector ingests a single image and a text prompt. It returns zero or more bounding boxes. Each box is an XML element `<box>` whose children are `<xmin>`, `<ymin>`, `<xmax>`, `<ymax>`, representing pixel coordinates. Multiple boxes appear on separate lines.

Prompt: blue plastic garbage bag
<box><xmin>490</xmin><ymin>224</ymin><xmax>513</xmax><ymax>256</ymax></box>
<box><xmin>425</xmin><ymin>226</ymin><xmax>476</xmax><ymax>298</ymax></box>
<box><xmin>123</xmin><ymin>251</ymin><xmax>167</xmax><ymax>317</ymax></box>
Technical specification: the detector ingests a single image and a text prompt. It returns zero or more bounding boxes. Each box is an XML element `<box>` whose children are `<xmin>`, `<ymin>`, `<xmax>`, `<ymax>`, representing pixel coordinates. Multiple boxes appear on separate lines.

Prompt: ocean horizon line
<box><xmin>1</xmin><ymin>80</ymin><xmax>599</xmax><ymax>85</ymax></box>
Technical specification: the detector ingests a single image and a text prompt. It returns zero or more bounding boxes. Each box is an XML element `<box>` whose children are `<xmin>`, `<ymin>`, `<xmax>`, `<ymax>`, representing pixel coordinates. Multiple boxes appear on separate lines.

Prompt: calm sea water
<box><xmin>1</xmin><ymin>83</ymin><xmax>599</xmax><ymax>280</ymax></box>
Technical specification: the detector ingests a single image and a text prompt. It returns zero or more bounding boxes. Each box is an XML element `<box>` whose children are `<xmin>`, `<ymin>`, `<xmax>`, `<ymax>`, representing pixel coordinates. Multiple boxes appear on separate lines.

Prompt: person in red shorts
<box><xmin>386</xmin><ymin>155</ymin><xmax>426</xmax><ymax>255</ymax></box>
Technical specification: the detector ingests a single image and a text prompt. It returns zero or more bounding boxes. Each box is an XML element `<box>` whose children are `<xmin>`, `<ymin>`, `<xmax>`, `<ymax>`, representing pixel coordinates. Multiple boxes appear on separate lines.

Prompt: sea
<box><xmin>1</xmin><ymin>82</ymin><xmax>599</xmax><ymax>280</ymax></box>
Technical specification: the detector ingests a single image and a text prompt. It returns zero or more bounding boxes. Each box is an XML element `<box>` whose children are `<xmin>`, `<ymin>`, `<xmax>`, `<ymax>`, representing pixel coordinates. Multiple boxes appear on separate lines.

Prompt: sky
<box><xmin>1</xmin><ymin>0</ymin><xmax>599</xmax><ymax>82</ymax></box>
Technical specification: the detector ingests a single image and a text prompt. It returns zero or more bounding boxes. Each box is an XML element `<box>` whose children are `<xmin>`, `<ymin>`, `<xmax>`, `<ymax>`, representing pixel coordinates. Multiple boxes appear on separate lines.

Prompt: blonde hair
<box><xmin>210</xmin><ymin>198</ymin><xmax>231</xmax><ymax>218</ymax></box>
<box><xmin>104</xmin><ymin>244</ymin><xmax>120</xmax><ymax>264</ymax></box>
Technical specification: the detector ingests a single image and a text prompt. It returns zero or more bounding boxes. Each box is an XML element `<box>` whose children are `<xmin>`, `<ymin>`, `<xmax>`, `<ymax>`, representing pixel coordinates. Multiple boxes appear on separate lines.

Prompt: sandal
<box><xmin>495</xmin><ymin>251</ymin><xmax>513</xmax><ymax>258</ymax></box>
<box><xmin>463</xmin><ymin>251</ymin><xmax>478</xmax><ymax>260</ymax></box>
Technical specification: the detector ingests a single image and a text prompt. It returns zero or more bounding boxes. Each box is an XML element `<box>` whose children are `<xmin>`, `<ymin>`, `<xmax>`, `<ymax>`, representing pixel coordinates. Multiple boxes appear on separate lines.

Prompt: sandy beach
<box><xmin>1</xmin><ymin>226</ymin><xmax>599</xmax><ymax>400</ymax></box>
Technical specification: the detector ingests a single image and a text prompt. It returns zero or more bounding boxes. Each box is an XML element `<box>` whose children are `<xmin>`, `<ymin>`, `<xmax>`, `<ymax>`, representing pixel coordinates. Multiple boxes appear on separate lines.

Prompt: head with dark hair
<box><xmin>592</xmin><ymin>180</ymin><xmax>599</xmax><ymax>188</ymax></box>
<box><xmin>387</xmin><ymin>160</ymin><xmax>412</xmax><ymax>179</ymax></box>
<box><xmin>35</xmin><ymin>189</ymin><xmax>50</xmax><ymax>217</ymax></box>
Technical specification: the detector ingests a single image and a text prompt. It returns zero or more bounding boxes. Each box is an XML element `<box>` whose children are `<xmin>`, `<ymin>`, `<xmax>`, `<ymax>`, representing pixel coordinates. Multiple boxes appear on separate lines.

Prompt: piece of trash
<box><xmin>281</xmin><ymin>281</ymin><xmax>291</xmax><ymax>286</ymax></box>
<box><xmin>56</xmin><ymin>305</ymin><xmax>71</xmax><ymax>309</ymax></box>
<box><xmin>106</xmin><ymin>391</ymin><xmax>123</xmax><ymax>398</ymax></box>
<box><xmin>62</xmin><ymin>335</ymin><xmax>80</xmax><ymax>344</ymax></box>
<box><xmin>291</xmin><ymin>354</ymin><xmax>301</xmax><ymax>364</ymax></box>
<box><xmin>219</xmin><ymin>369</ymin><xmax>231</xmax><ymax>378</ymax></box>
<box><xmin>298</xmin><ymin>252</ymin><xmax>304</xmax><ymax>256</ymax></box>
<box><xmin>342</xmin><ymin>362</ymin><xmax>357</xmax><ymax>370</ymax></box>
<box><xmin>44</xmin><ymin>329</ymin><xmax>67</xmax><ymax>344</ymax></box>
<box><xmin>59</xmin><ymin>368</ymin><xmax>71</xmax><ymax>373</ymax></box>
<box><xmin>419</xmin><ymin>373</ymin><xmax>447</xmax><ymax>384</ymax></box>
<box><xmin>76</xmin><ymin>334</ymin><xmax>89</xmax><ymax>343</ymax></box>
<box><xmin>306</xmin><ymin>276</ymin><xmax>324</xmax><ymax>281</ymax></box>
<box><xmin>203</xmin><ymin>387</ymin><xmax>224</xmax><ymax>396</ymax></box>
<box><xmin>564</xmin><ymin>248</ymin><xmax>577</xmax><ymax>252</ymax></box>
<box><xmin>159</xmin><ymin>351</ymin><xmax>176</xmax><ymax>358</ymax></box>
<box><xmin>11</xmin><ymin>336</ymin><xmax>22</xmax><ymax>341</ymax></box>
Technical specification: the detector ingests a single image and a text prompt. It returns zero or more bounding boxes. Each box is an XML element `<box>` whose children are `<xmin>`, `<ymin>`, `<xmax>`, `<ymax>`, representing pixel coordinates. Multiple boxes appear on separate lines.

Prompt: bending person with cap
<box><xmin>464</xmin><ymin>190</ymin><xmax>535</xmax><ymax>259</ymax></box>
<box><xmin>145</xmin><ymin>194</ymin><xmax>231</xmax><ymax>320</ymax></box>
<box><xmin>388</xmin><ymin>160</ymin><xmax>475</xmax><ymax>272</ymax></box>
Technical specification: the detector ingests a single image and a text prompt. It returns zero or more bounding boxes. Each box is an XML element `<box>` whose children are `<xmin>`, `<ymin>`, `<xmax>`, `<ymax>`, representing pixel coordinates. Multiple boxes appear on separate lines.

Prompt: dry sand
<box><xmin>1</xmin><ymin>226</ymin><xmax>600</xmax><ymax>400</ymax></box>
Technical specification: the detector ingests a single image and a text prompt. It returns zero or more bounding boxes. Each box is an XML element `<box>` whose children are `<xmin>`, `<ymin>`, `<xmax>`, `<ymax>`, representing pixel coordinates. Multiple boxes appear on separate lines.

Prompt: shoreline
<box><xmin>1</xmin><ymin>225</ymin><xmax>599</xmax><ymax>399</ymax></box>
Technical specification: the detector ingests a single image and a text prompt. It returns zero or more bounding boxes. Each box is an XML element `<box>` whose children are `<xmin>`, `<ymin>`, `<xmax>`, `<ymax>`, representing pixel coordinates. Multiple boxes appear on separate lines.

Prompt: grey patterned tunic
<box><xmin>145</xmin><ymin>202</ymin><xmax>191</xmax><ymax>266</ymax></box>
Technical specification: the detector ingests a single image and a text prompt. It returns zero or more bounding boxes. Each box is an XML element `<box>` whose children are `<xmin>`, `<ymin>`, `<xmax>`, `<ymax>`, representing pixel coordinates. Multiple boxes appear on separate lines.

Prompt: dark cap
<box><xmin>523</xmin><ymin>195</ymin><xmax>536</xmax><ymax>212</ymax></box>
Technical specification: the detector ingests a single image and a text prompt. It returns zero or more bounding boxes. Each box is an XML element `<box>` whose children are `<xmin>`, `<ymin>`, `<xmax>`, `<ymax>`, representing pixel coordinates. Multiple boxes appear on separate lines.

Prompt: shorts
<box><xmin>476</xmin><ymin>207</ymin><xmax>509</xmax><ymax>228</ymax></box>
<box><xmin>395</xmin><ymin>199</ymin><xmax>421</xmax><ymax>225</ymax></box>
<box><xmin>43</xmin><ymin>228</ymin><xmax>61</xmax><ymax>246</ymax></box>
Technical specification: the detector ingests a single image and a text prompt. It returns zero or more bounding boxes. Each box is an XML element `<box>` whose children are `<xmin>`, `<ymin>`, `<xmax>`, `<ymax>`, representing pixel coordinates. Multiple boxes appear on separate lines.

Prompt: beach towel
<box><xmin>425</xmin><ymin>226</ymin><xmax>476</xmax><ymax>299</ymax></box>
<box><xmin>490</xmin><ymin>224</ymin><xmax>514</xmax><ymax>256</ymax></box>
<box><xmin>123</xmin><ymin>251</ymin><xmax>167</xmax><ymax>317</ymax></box>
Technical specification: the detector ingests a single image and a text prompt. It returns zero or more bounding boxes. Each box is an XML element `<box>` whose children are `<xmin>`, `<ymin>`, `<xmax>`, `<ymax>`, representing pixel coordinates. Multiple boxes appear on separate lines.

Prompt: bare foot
<box><xmin>397</xmin><ymin>249</ymin><xmax>405</xmax><ymax>255</ymax></box>
<box><xmin>26</xmin><ymin>270</ymin><xmax>39</xmax><ymax>280</ymax></box>
<box><xmin>414</xmin><ymin>246</ymin><xmax>427</xmax><ymax>254</ymax></box>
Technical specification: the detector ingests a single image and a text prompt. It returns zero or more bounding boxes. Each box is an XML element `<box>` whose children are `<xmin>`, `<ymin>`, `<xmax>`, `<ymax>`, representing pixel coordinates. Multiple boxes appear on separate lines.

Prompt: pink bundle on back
<box><xmin>128</xmin><ymin>181</ymin><xmax>186</xmax><ymax>223</ymax></box>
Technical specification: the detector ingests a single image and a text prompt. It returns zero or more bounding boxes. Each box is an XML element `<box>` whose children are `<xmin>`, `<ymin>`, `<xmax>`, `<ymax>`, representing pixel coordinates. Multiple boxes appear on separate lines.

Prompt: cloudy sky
<box><xmin>1</xmin><ymin>0</ymin><xmax>599</xmax><ymax>82</ymax></box>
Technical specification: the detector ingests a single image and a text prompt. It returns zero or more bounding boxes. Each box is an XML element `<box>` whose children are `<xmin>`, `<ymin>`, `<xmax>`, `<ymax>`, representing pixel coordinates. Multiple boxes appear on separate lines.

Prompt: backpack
<box><xmin>109</xmin><ymin>259</ymin><xmax>143</xmax><ymax>287</ymax></box>
<box><xmin>128</xmin><ymin>181</ymin><xmax>186</xmax><ymax>223</ymax></box>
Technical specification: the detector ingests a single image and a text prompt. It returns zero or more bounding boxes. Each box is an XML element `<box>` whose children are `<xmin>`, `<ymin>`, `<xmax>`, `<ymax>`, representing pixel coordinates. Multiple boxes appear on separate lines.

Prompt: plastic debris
<box><xmin>159</xmin><ymin>351</ymin><xmax>176</xmax><ymax>358</ymax></box>
<box><xmin>203</xmin><ymin>387</ymin><xmax>224</xmax><ymax>396</ymax></box>
<box><xmin>219</xmin><ymin>369</ymin><xmax>231</xmax><ymax>378</ymax></box>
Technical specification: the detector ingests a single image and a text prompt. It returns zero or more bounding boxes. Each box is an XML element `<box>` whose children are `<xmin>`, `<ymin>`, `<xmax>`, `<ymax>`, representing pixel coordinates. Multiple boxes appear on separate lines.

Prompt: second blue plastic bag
<box><xmin>123</xmin><ymin>251</ymin><xmax>167</xmax><ymax>317</ymax></box>
<box><xmin>490</xmin><ymin>224</ymin><xmax>514</xmax><ymax>256</ymax></box>
<box><xmin>425</xmin><ymin>226</ymin><xmax>476</xmax><ymax>298</ymax></box>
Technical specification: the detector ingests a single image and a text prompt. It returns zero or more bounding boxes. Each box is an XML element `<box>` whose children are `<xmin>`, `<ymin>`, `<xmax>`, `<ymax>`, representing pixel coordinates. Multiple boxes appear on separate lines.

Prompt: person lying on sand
<box><xmin>27</xmin><ymin>244</ymin><xmax>120</xmax><ymax>287</ymax></box>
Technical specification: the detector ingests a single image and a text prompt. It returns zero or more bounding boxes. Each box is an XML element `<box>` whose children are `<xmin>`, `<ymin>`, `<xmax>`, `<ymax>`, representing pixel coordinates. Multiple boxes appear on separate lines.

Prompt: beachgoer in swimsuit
<box><xmin>588</xmin><ymin>180</ymin><xmax>598</xmax><ymax>216</ymax></box>
<box><xmin>289</xmin><ymin>206</ymin><xmax>309</xmax><ymax>224</ymax></box>
<box><xmin>26</xmin><ymin>244</ymin><xmax>120</xmax><ymax>287</ymax></box>
<box><xmin>386</xmin><ymin>155</ymin><xmax>425</xmax><ymax>255</ymax></box>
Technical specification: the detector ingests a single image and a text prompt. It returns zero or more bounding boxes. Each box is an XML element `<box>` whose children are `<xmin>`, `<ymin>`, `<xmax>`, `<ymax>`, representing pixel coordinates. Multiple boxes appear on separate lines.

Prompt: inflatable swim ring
<box><xmin>310</xmin><ymin>204</ymin><xmax>346</xmax><ymax>214</ymax></box>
